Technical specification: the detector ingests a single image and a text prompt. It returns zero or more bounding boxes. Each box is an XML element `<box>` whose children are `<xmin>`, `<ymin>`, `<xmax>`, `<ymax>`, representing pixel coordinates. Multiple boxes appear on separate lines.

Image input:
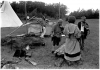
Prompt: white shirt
<box><xmin>81</xmin><ymin>22</ymin><xmax>84</xmax><ymax>32</ymax></box>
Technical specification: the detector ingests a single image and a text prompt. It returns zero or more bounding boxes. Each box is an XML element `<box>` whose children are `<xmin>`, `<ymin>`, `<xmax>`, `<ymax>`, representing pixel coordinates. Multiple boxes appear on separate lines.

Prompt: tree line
<box><xmin>69</xmin><ymin>9</ymin><xmax>99</xmax><ymax>19</ymax></box>
<box><xmin>10</xmin><ymin>1</ymin><xmax>99</xmax><ymax>20</ymax></box>
<box><xmin>11</xmin><ymin>1</ymin><xmax>67</xmax><ymax>20</ymax></box>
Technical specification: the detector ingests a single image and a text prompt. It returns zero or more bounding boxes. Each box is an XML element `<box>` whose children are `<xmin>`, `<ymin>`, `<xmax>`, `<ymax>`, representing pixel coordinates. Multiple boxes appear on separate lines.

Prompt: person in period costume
<box><xmin>51</xmin><ymin>19</ymin><xmax>64</xmax><ymax>53</ymax></box>
<box><xmin>77</xmin><ymin>16</ymin><xmax>90</xmax><ymax>50</ymax></box>
<box><xmin>37</xmin><ymin>18</ymin><xmax>46</xmax><ymax>38</ymax></box>
<box><xmin>54</xmin><ymin>16</ymin><xmax>82</xmax><ymax>66</ymax></box>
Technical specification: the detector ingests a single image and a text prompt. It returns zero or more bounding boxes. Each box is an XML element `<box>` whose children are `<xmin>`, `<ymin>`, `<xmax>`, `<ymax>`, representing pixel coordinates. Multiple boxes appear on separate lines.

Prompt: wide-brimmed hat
<box><xmin>81</xmin><ymin>16</ymin><xmax>86</xmax><ymax>19</ymax></box>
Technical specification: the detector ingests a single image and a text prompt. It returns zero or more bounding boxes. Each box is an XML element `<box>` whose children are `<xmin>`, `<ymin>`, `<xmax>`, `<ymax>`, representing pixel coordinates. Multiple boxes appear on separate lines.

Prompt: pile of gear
<box><xmin>1</xmin><ymin>33</ymin><xmax>45</xmax><ymax>50</ymax></box>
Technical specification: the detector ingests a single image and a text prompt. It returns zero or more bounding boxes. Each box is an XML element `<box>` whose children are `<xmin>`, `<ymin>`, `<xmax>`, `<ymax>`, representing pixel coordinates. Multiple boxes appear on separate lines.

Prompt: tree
<box><xmin>69</xmin><ymin>9</ymin><xmax>99</xmax><ymax>19</ymax></box>
<box><xmin>11</xmin><ymin>1</ymin><xmax>68</xmax><ymax>19</ymax></box>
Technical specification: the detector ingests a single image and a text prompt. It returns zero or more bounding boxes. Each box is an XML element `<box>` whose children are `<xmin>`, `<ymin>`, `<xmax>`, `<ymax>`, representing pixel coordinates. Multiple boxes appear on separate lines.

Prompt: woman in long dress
<box><xmin>54</xmin><ymin>16</ymin><xmax>82</xmax><ymax>66</ymax></box>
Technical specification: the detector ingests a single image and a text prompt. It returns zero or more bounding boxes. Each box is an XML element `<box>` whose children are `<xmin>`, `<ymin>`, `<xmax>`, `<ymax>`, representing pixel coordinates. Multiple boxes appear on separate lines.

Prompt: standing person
<box><xmin>54</xmin><ymin>16</ymin><xmax>82</xmax><ymax>66</ymax></box>
<box><xmin>40</xmin><ymin>26</ymin><xmax>46</xmax><ymax>38</ymax></box>
<box><xmin>44</xmin><ymin>19</ymin><xmax>53</xmax><ymax>37</ymax></box>
<box><xmin>51</xmin><ymin>19</ymin><xmax>63</xmax><ymax>53</ymax></box>
<box><xmin>77</xmin><ymin>16</ymin><xmax>90</xmax><ymax>50</ymax></box>
<box><xmin>36</xmin><ymin>18</ymin><xmax>46</xmax><ymax>38</ymax></box>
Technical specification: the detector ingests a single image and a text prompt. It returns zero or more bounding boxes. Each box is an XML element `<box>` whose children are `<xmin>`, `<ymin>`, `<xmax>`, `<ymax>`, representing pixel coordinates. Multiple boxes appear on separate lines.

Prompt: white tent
<box><xmin>0</xmin><ymin>1</ymin><xmax>52</xmax><ymax>37</ymax></box>
<box><xmin>1</xmin><ymin>1</ymin><xmax>23</xmax><ymax>27</ymax></box>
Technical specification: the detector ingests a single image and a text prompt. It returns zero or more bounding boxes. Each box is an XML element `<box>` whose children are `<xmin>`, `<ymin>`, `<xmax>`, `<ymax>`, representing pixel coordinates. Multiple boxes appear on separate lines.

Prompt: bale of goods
<box><xmin>1</xmin><ymin>33</ymin><xmax>45</xmax><ymax>50</ymax></box>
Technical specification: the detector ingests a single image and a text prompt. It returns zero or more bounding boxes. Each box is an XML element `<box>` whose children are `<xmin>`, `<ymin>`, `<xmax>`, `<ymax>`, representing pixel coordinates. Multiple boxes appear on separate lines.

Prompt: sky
<box><xmin>33</xmin><ymin>0</ymin><xmax>100</xmax><ymax>15</ymax></box>
<box><xmin>1</xmin><ymin>0</ymin><xmax>100</xmax><ymax>15</ymax></box>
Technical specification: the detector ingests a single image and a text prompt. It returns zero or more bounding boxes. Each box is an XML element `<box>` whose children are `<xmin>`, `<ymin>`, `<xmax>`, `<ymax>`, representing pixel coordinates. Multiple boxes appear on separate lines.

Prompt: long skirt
<box><xmin>54</xmin><ymin>37</ymin><xmax>81</xmax><ymax>61</ymax></box>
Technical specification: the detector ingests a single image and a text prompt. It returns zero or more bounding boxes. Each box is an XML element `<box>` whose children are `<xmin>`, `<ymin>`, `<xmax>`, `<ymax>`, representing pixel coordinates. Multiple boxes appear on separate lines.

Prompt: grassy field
<box><xmin>1</xmin><ymin>19</ymin><xmax>99</xmax><ymax>69</ymax></box>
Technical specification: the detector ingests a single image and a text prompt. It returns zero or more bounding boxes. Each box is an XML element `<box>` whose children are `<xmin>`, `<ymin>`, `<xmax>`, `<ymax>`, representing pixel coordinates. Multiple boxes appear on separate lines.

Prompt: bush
<box><xmin>69</xmin><ymin>9</ymin><xmax>99</xmax><ymax>19</ymax></box>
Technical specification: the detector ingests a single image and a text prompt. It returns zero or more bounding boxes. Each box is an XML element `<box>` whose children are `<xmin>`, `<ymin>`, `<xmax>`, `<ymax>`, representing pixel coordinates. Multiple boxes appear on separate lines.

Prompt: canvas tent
<box><xmin>28</xmin><ymin>22</ymin><xmax>43</xmax><ymax>35</ymax></box>
<box><xmin>1</xmin><ymin>1</ymin><xmax>43</xmax><ymax>37</ymax></box>
<box><xmin>0</xmin><ymin>1</ymin><xmax>53</xmax><ymax>37</ymax></box>
<box><xmin>1</xmin><ymin>1</ymin><xmax>23</xmax><ymax>27</ymax></box>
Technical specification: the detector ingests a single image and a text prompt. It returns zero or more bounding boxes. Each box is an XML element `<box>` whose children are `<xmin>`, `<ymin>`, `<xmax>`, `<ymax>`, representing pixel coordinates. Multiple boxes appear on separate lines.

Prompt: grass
<box><xmin>1</xmin><ymin>19</ymin><xmax>99</xmax><ymax>69</ymax></box>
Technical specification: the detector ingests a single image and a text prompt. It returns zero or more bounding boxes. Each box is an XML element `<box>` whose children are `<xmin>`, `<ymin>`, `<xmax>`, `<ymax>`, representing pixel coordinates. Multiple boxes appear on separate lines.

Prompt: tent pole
<box><xmin>25</xmin><ymin>1</ymin><xmax>28</xmax><ymax>34</ymax></box>
<box><xmin>5</xmin><ymin>16</ymin><xmax>36</xmax><ymax>37</ymax></box>
<box><xmin>6</xmin><ymin>24</ymin><xmax>24</xmax><ymax>36</ymax></box>
<box><xmin>59</xmin><ymin>2</ymin><xmax>60</xmax><ymax>19</ymax></box>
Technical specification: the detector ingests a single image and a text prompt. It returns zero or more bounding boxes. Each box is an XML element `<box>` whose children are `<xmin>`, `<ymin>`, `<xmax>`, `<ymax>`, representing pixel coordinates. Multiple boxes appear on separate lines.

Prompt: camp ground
<box><xmin>1</xmin><ymin>1</ymin><xmax>55</xmax><ymax>68</ymax></box>
<box><xmin>1</xmin><ymin>1</ymin><xmax>99</xmax><ymax>69</ymax></box>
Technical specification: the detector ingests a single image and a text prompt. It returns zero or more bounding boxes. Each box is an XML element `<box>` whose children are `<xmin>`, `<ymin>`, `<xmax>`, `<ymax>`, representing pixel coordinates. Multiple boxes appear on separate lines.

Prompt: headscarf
<box><xmin>55</xmin><ymin>19</ymin><xmax>63</xmax><ymax>27</ymax></box>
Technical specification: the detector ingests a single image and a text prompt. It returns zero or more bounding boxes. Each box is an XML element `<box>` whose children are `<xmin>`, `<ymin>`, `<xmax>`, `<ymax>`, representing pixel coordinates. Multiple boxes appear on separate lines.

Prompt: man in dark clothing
<box><xmin>51</xmin><ymin>19</ymin><xmax>64</xmax><ymax>53</ymax></box>
<box><xmin>77</xmin><ymin>16</ymin><xmax>90</xmax><ymax>50</ymax></box>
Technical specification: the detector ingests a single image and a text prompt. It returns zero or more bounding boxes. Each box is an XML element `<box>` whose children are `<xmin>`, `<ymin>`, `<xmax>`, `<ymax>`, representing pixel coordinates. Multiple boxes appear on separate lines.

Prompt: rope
<box><xmin>5</xmin><ymin>16</ymin><xmax>36</xmax><ymax>37</ymax></box>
